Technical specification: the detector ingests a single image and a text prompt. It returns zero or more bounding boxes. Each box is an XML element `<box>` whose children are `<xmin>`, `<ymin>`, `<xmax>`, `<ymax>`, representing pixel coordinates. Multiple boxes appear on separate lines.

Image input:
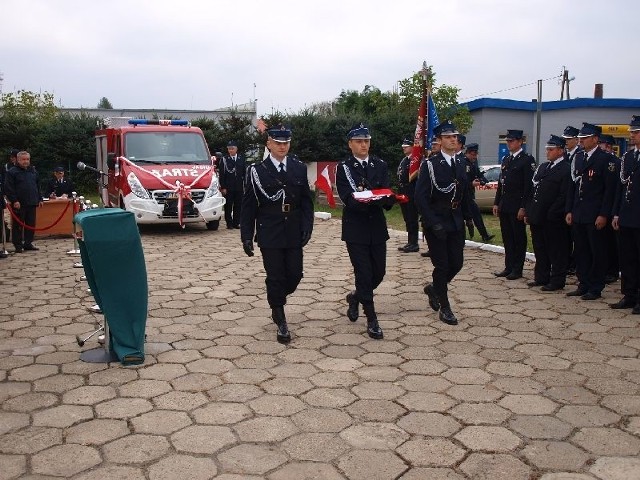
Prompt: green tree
<box><xmin>0</xmin><ymin>90</ymin><xmax>58</xmax><ymax>120</ymax></box>
<box><xmin>97</xmin><ymin>97</ymin><xmax>113</xmax><ymax>109</ymax></box>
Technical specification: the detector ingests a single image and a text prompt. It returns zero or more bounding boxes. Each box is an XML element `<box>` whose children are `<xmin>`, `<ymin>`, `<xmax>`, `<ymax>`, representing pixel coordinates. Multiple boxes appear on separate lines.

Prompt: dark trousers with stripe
<box><xmin>499</xmin><ymin>212</ymin><xmax>527</xmax><ymax>274</ymax></box>
<box><xmin>346</xmin><ymin>242</ymin><xmax>386</xmax><ymax>305</ymax></box>
<box><xmin>260</xmin><ymin>247</ymin><xmax>303</xmax><ymax>307</ymax></box>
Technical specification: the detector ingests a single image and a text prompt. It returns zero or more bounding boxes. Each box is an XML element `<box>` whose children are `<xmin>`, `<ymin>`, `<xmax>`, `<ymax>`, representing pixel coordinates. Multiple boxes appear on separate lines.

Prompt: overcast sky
<box><xmin>2</xmin><ymin>0</ymin><xmax>637</xmax><ymax>117</ymax></box>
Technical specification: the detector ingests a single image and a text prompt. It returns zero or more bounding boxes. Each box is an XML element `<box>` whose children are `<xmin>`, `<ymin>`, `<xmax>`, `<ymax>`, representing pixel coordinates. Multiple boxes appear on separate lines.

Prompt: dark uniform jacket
<box><xmin>4</xmin><ymin>165</ymin><xmax>41</xmax><ymax>206</ymax></box>
<box><xmin>613</xmin><ymin>148</ymin><xmax>640</xmax><ymax>229</ymax></box>
<box><xmin>240</xmin><ymin>156</ymin><xmax>313</xmax><ymax>249</ymax></box>
<box><xmin>415</xmin><ymin>152</ymin><xmax>472</xmax><ymax>232</ymax></box>
<box><xmin>566</xmin><ymin>147</ymin><xmax>618</xmax><ymax>224</ymax></box>
<box><xmin>336</xmin><ymin>155</ymin><xmax>390</xmax><ymax>245</ymax></box>
<box><xmin>397</xmin><ymin>156</ymin><xmax>417</xmax><ymax>197</ymax></box>
<box><xmin>564</xmin><ymin>146</ymin><xmax>583</xmax><ymax>165</ymax></box>
<box><xmin>219</xmin><ymin>154</ymin><xmax>246</xmax><ymax>192</ymax></box>
<box><xmin>45</xmin><ymin>177</ymin><xmax>74</xmax><ymax>197</ymax></box>
<box><xmin>463</xmin><ymin>156</ymin><xmax>487</xmax><ymax>198</ymax></box>
<box><xmin>494</xmin><ymin>150</ymin><xmax>536</xmax><ymax>214</ymax></box>
<box><xmin>524</xmin><ymin>160</ymin><xmax>571</xmax><ymax>225</ymax></box>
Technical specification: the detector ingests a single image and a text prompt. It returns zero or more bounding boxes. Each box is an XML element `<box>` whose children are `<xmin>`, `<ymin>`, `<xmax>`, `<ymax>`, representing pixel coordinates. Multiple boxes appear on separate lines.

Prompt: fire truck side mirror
<box><xmin>106</xmin><ymin>153</ymin><xmax>116</xmax><ymax>170</ymax></box>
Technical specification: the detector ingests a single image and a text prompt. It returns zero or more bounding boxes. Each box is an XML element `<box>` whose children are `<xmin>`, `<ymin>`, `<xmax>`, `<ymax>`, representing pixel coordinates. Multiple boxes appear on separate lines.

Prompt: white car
<box><xmin>475</xmin><ymin>164</ymin><xmax>501</xmax><ymax>212</ymax></box>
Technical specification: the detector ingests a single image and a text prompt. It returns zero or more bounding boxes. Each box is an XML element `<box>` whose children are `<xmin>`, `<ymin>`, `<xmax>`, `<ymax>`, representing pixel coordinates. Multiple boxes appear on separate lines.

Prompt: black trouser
<box><xmin>469</xmin><ymin>199</ymin><xmax>489</xmax><ymax>238</ymax></box>
<box><xmin>224</xmin><ymin>189</ymin><xmax>243</xmax><ymax>226</ymax></box>
<box><xmin>12</xmin><ymin>205</ymin><xmax>36</xmax><ymax>247</ymax></box>
<box><xmin>604</xmin><ymin>223</ymin><xmax>619</xmax><ymax>279</ymax></box>
<box><xmin>400</xmin><ymin>198</ymin><xmax>419</xmax><ymax>245</ymax></box>
<box><xmin>530</xmin><ymin>221</ymin><xmax>569</xmax><ymax>287</ymax></box>
<box><xmin>618</xmin><ymin>226</ymin><xmax>640</xmax><ymax>301</ymax></box>
<box><xmin>573</xmin><ymin>223</ymin><xmax>608</xmax><ymax>295</ymax></box>
<box><xmin>425</xmin><ymin>227</ymin><xmax>464</xmax><ymax>308</ymax></box>
<box><xmin>346</xmin><ymin>242</ymin><xmax>386</xmax><ymax>304</ymax></box>
<box><xmin>260</xmin><ymin>247</ymin><xmax>303</xmax><ymax>307</ymax></box>
<box><xmin>499</xmin><ymin>211</ymin><xmax>527</xmax><ymax>274</ymax></box>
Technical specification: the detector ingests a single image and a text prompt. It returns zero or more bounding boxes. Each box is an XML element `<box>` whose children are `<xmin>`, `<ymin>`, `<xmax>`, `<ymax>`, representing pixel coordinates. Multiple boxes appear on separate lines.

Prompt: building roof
<box><xmin>463</xmin><ymin>97</ymin><xmax>640</xmax><ymax>112</ymax></box>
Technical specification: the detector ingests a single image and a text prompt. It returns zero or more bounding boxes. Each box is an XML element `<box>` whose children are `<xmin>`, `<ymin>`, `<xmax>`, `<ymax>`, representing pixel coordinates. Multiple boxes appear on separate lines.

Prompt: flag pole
<box><xmin>422</xmin><ymin>62</ymin><xmax>433</xmax><ymax>157</ymax></box>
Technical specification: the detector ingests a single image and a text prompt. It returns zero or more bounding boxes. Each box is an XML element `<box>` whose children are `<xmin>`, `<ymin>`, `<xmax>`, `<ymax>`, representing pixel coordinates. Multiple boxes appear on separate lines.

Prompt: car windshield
<box><xmin>124</xmin><ymin>131</ymin><xmax>210</xmax><ymax>164</ymax></box>
<box><xmin>483</xmin><ymin>167</ymin><xmax>501</xmax><ymax>182</ymax></box>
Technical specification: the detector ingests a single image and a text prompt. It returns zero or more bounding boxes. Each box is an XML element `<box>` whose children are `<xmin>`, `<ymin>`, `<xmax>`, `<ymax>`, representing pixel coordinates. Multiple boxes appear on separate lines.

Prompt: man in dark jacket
<box><xmin>4</xmin><ymin>151</ymin><xmax>42</xmax><ymax>252</ymax></box>
<box><xmin>464</xmin><ymin>143</ymin><xmax>494</xmax><ymax>242</ymax></box>
<box><xmin>524</xmin><ymin>135</ymin><xmax>572</xmax><ymax>291</ymax></box>
<box><xmin>396</xmin><ymin>136</ymin><xmax>419</xmax><ymax>253</ymax></box>
<box><xmin>337</xmin><ymin>122</ymin><xmax>395</xmax><ymax>339</ymax></box>
<box><xmin>415</xmin><ymin>120</ymin><xmax>473</xmax><ymax>326</ymax></box>
<box><xmin>219</xmin><ymin>140</ymin><xmax>246</xmax><ymax>229</ymax></box>
<box><xmin>493</xmin><ymin>129</ymin><xmax>536</xmax><ymax>280</ymax></box>
<box><xmin>45</xmin><ymin>166</ymin><xmax>75</xmax><ymax>198</ymax></box>
<box><xmin>565</xmin><ymin>123</ymin><xmax>618</xmax><ymax>300</ymax></box>
<box><xmin>240</xmin><ymin>126</ymin><xmax>314</xmax><ymax>343</ymax></box>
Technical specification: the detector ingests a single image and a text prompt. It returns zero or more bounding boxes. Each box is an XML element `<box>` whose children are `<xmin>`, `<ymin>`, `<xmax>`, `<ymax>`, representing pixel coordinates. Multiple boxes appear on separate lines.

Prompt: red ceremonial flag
<box><xmin>408</xmin><ymin>82</ymin><xmax>427</xmax><ymax>182</ymax></box>
<box><xmin>315</xmin><ymin>165</ymin><xmax>336</xmax><ymax>207</ymax></box>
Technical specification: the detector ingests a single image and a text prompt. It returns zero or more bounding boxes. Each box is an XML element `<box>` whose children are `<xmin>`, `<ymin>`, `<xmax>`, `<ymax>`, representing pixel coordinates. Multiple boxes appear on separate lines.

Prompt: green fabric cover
<box><xmin>75</xmin><ymin>209</ymin><xmax>147</xmax><ymax>365</ymax></box>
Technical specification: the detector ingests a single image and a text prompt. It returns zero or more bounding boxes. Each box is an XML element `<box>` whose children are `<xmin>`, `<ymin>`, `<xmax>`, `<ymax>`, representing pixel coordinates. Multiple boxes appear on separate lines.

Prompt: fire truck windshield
<box><xmin>124</xmin><ymin>131</ymin><xmax>210</xmax><ymax>164</ymax></box>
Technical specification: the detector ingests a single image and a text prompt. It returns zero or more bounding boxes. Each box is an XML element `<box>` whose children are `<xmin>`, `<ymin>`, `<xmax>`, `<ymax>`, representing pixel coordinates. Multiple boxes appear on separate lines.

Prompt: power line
<box><xmin>460</xmin><ymin>75</ymin><xmax>562</xmax><ymax>101</ymax></box>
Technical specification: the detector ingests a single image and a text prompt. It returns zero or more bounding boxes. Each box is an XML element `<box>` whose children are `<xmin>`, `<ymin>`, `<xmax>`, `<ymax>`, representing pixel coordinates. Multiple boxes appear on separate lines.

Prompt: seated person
<box><xmin>45</xmin><ymin>166</ymin><xmax>75</xmax><ymax>198</ymax></box>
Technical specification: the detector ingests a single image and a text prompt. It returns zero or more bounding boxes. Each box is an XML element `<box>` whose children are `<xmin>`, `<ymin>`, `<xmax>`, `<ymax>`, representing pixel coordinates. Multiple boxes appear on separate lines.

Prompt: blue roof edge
<box><xmin>463</xmin><ymin>97</ymin><xmax>640</xmax><ymax>112</ymax></box>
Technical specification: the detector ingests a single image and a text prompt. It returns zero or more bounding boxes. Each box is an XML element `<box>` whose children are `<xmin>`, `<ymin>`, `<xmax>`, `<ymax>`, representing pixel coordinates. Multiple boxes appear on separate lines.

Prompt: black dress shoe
<box><xmin>234</xmin><ymin>225</ymin><xmax>241</xmax><ymax>229</ymax></box>
<box><xmin>421</xmin><ymin>251</ymin><xmax>431</xmax><ymax>258</ymax></box>
<box><xmin>527</xmin><ymin>280</ymin><xmax>545</xmax><ymax>287</ymax></box>
<box><xmin>610</xmin><ymin>297</ymin><xmax>637</xmax><ymax>309</ymax></box>
<box><xmin>566</xmin><ymin>288</ymin><xmax>587</xmax><ymax>297</ymax></box>
<box><xmin>398</xmin><ymin>243</ymin><xmax>410</xmax><ymax>251</ymax></box>
<box><xmin>0</xmin><ymin>251</ymin><xmax>7</xmax><ymax>259</ymax></box>
<box><xmin>346</xmin><ymin>291</ymin><xmax>359</xmax><ymax>322</ymax></box>
<box><xmin>633</xmin><ymin>304</ymin><xmax>640</xmax><ymax>315</ymax></box>
<box><xmin>23</xmin><ymin>244</ymin><xmax>39</xmax><ymax>251</ymax></box>
<box><xmin>604</xmin><ymin>275</ymin><xmax>619</xmax><ymax>284</ymax></box>
<box><xmin>505</xmin><ymin>272</ymin><xmax>523</xmax><ymax>280</ymax></box>
<box><xmin>581</xmin><ymin>292</ymin><xmax>601</xmax><ymax>301</ymax></box>
<box><xmin>423</xmin><ymin>283</ymin><xmax>440</xmax><ymax>311</ymax></box>
<box><xmin>401</xmin><ymin>244</ymin><xmax>419</xmax><ymax>253</ymax></box>
<box><xmin>14</xmin><ymin>246</ymin><xmax>23</xmax><ymax>253</ymax></box>
<box><xmin>494</xmin><ymin>269</ymin><xmax>511</xmax><ymax>277</ymax></box>
<box><xmin>226</xmin><ymin>225</ymin><xmax>234</xmax><ymax>229</ymax></box>
<box><xmin>482</xmin><ymin>234</ymin><xmax>495</xmax><ymax>242</ymax></box>
<box><xmin>541</xmin><ymin>284</ymin><xmax>564</xmax><ymax>292</ymax></box>
<box><xmin>276</xmin><ymin>323</ymin><xmax>291</xmax><ymax>344</ymax></box>
<box><xmin>367</xmin><ymin>320</ymin><xmax>384</xmax><ymax>340</ymax></box>
<box><xmin>439</xmin><ymin>307</ymin><xmax>458</xmax><ymax>325</ymax></box>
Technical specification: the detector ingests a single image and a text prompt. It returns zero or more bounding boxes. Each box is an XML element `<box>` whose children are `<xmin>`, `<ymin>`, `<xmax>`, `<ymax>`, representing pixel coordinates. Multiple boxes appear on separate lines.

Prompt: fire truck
<box><xmin>95</xmin><ymin>118</ymin><xmax>225</xmax><ymax>229</ymax></box>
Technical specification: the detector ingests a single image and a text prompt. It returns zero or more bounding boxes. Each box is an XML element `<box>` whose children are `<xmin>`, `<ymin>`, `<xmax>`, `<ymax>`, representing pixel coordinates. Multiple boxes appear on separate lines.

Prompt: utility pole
<box><xmin>560</xmin><ymin>67</ymin><xmax>574</xmax><ymax>100</ymax></box>
<box><xmin>535</xmin><ymin>79</ymin><xmax>542</xmax><ymax>163</ymax></box>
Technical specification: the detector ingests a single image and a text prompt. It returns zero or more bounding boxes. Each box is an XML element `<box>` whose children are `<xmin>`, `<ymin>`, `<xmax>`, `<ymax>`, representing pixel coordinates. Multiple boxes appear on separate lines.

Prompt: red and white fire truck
<box><xmin>95</xmin><ymin>117</ymin><xmax>225</xmax><ymax>229</ymax></box>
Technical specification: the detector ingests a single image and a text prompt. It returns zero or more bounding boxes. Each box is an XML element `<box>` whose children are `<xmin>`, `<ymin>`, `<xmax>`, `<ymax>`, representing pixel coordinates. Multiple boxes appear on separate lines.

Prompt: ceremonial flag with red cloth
<box><xmin>315</xmin><ymin>165</ymin><xmax>336</xmax><ymax>207</ymax></box>
<box><xmin>408</xmin><ymin>85</ymin><xmax>439</xmax><ymax>182</ymax></box>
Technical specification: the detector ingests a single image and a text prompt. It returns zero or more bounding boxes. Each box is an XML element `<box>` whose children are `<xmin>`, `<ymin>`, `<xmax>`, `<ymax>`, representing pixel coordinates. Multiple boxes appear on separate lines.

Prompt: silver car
<box><xmin>474</xmin><ymin>164</ymin><xmax>501</xmax><ymax>212</ymax></box>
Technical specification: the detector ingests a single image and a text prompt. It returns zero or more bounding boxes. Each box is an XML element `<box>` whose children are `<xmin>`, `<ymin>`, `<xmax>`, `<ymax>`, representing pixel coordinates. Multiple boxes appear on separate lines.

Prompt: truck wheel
<box><xmin>206</xmin><ymin>220</ymin><xmax>220</xmax><ymax>231</ymax></box>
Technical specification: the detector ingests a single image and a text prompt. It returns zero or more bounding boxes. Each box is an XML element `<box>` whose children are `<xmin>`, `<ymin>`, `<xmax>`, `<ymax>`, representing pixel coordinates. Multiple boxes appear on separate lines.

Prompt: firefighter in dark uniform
<box><xmin>240</xmin><ymin>126</ymin><xmax>314</xmax><ymax>343</ymax></box>
<box><xmin>420</xmin><ymin>138</ymin><xmax>441</xmax><ymax>258</ymax></box>
<box><xmin>464</xmin><ymin>143</ymin><xmax>494</xmax><ymax>242</ymax></box>
<box><xmin>337</xmin><ymin>123</ymin><xmax>395</xmax><ymax>339</ymax></box>
<box><xmin>219</xmin><ymin>140</ymin><xmax>246</xmax><ymax>229</ymax></box>
<box><xmin>524</xmin><ymin>135</ymin><xmax>572</xmax><ymax>291</ymax></box>
<box><xmin>599</xmin><ymin>134</ymin><xmax>621</xmax><ymax>284</ymax></box>
<box><xmin>44</xmin><ymin>166</ymin><xmax>75</xmax><ymax>198</ymax></box>
<box><xmin>493</xmin><ymin>129</ymin><xmax>536</xmax><ymax>280</ymax></box>
<box><xmin>415</xmin><ymin>120</ymin><xmax>473</xmax><ymax>326</ymax></box>
<box><xmin>397</xmin><ymin>136</ymin><xmax>419</xmax><ymax>253</ymax></box>
<box><xmin>565</xmin><ymin>123</ymin><xmax>618</xmax><ymax>300</ymax></box>
<box><xmin>611</xmin><ymin>115</ymin><xmax>640</xmax><ymax>313</ymax></box>
<box><xmin>562</xmin><ymin>126</ymin><xmax>582</xmax><ymax>275</ymax></box>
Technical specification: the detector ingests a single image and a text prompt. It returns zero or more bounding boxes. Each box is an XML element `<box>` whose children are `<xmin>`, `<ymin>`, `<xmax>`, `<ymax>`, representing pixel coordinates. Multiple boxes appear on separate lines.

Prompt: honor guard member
<box><xmin>397</xmin><ymin>136</ymin><xmax>420</xmax><ymax>253</ymax></box>
<box><xmin>45</xmin><ymin>166</ymin><xmax>74</xmax><ymax>199</ymax></box>
<box><xmin>415</xmin><ymin>120</ymin><xmax>473</xmax><ymax>326</ymax></box>
<box><xmin>524</xmin><ymin>135</ymin><xmax>572</xmax><ymax>291</ymax></box>
<box><xmin>464</xmin><ymin>143</ymin><xmax>494</xmax><ymax>242</ymax></box>
<box><xmin>337</xmin><ymin>122</ymin><xmax>395</xmax><ymax>339</ymax></box>
<box><xmin>219</xmin><ymin>140</ymin><xmax>246</xmax><ymax>229</ymax></box>
<box><xmin>565</xmin><ymin>123</ymin><xmax>618</xmax><ymax>300</ymax></box>
<box><xmin>562</xmin><ymin>126</ymin><xmax>582</xmax><ymax>275</ymax></box>
<box><xmin>599</xmin><ymin>134</ymin><xmax>621</xmax><ymax>284</ymax></box>
<box><xmin>493</xmin><ymin>129</ymin><xmax>536</xmax><ymax>280</ymax></box>
<box><xmin>611</xmin><ymin>115</ymin><xmax>640</xmax><ymax>313</ymax></box>
<box><xmin>240</xmin><ymin>126</ymin><xmax>314</xmax><ymax>343</ymax></box>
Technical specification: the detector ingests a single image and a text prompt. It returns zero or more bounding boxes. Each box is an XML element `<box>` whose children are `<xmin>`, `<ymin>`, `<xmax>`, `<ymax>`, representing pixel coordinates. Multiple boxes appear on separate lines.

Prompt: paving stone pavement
<box><xmin>1</xmin><ymin>218</ymin><xmax>639</xmax><ymax>479</ymax></box>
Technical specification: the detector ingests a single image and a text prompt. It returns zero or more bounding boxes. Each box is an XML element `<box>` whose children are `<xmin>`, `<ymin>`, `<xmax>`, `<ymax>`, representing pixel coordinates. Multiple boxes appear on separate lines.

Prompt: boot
<box><xmin>271</xmin><ymin>306</ymin><xmax>291</xmax><ymax>344</ymax></box>
<box><xmin>362</xmin><ymin>303</ymin><xmax>383</xmax><ymax>340</ymax></box>
<box><xmin>346</xmin><ymin>291</ymin><xmax>359</xmax><ymax>322</ymax></box>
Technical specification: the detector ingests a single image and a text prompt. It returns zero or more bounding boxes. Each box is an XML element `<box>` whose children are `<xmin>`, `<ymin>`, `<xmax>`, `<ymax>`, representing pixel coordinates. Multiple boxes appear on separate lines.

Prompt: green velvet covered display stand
<box><xmin>75</xmin><ymin>209</ymin><xmax>147</xmax><ymax>365</ymax></box>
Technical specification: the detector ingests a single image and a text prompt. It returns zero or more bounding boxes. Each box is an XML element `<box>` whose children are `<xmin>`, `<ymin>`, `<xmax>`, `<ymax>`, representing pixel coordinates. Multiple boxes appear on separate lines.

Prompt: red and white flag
<box><xmin>315</xmin><ymin>165</ymin><xmax>336</xmax><ymax>207</ymax></box>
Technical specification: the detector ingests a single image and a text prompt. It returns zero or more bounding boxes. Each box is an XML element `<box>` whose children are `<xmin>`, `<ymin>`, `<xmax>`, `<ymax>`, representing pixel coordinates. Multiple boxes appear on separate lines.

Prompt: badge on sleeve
<box><xmin>531</xmin><ymin>162</ymin><xmax>536</xmax><ymax>171</ymax></box>
<box><xmin>608</xmin><ymin>162</ymin><xmax>616</xmax><ymax>172</ymax></box>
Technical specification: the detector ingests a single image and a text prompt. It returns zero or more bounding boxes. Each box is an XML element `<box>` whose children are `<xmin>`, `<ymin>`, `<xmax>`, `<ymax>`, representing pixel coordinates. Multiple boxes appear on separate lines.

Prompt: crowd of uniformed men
<box><xmin>241</xmin><ymin>115</ymin><xmax>640</xmax><ymax>343</ymax></box>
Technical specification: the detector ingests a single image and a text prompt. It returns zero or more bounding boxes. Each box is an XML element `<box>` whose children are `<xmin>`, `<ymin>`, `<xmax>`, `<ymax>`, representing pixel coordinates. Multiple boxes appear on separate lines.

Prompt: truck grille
<box><xmin>152</xmin><ymin>189</ymin><xmax>206</xmax><ymax>205</ymax></box>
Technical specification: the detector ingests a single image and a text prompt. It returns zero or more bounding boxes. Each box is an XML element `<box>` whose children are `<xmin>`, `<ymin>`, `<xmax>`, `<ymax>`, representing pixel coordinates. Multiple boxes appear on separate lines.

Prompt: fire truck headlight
<box><xmin>206</xmin><ymin>173</ymin><xmax>220</xmax><ymax>197</ymax></box>
<box><xmin>127</xmin><ymin>172</ymin><xmax>151</xmax><ymax>199</ymax></box>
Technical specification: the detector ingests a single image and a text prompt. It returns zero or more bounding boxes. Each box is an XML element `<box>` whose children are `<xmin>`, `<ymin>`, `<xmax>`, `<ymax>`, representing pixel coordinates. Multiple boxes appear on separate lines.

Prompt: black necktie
<box><xmin>635</xmin><ymin>150</ymin><xmax>640</xmax><ymax>162</ymax></box>
<box><xmin>362</xmin><ymin>161</ymin><xmax>368</xmax><ymax>177</ymax></box>
<box><xmin>450</xmin><ymin>158</ymin><xmax>456</xmax><ymax>177</ymax></box>
<box><xmin>278</xmin><ymin>163</ymin><xmax>287</xmax><ymax>181</ymax></box>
